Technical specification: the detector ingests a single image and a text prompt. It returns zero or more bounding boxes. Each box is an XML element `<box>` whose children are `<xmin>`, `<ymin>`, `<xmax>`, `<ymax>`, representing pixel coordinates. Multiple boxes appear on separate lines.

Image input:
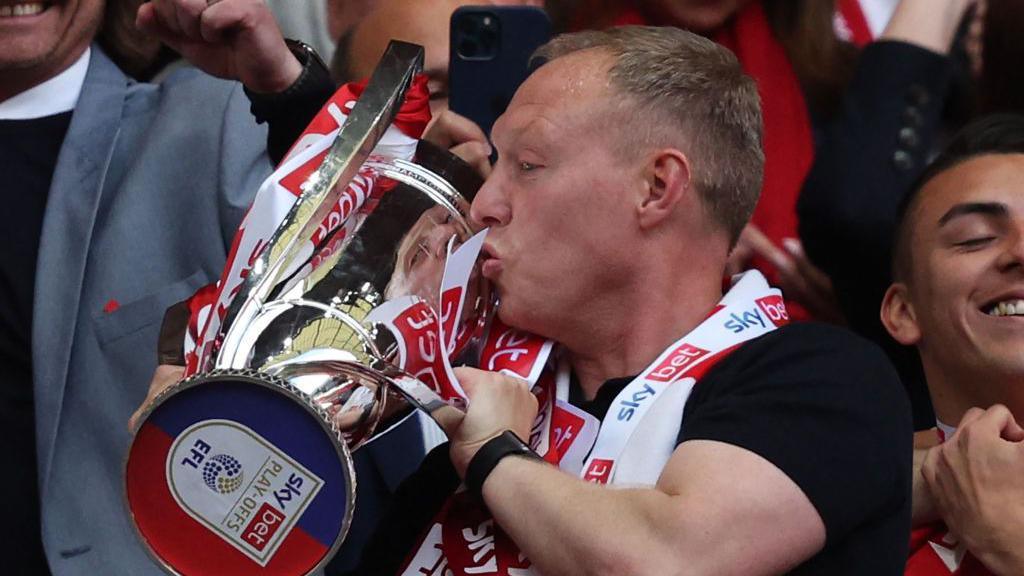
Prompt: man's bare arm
<box><xmin>446</xmin><ymin>367</ymin><xmax>825</xmax><ymax>576</ymax></box>
<box><xmin>482</xmin><ymin>439</ymin><xmax>825</xmax><ymax>576</ymax></box>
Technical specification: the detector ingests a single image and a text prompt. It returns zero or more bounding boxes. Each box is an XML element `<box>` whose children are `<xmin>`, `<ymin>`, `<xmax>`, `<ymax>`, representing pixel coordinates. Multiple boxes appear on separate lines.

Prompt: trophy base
<box><xmin>125</xmin><ymin>369</ymin><xmax>355</xmax><ymax>576</ymax></box>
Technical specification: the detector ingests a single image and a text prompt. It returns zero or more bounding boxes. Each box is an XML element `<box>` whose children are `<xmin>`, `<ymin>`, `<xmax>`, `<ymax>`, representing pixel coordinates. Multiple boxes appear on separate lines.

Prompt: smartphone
<box><xmin>448</xmin><ymin>6</ymin><xmax>552</xmax><ymax>138</ymax></box>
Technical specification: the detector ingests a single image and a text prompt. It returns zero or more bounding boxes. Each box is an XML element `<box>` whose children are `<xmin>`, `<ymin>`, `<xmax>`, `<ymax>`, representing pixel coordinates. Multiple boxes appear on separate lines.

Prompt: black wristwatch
<box><xmin>245</xmin><ymin>38</ymin><xmax>333</xmax><ymax>124</ymax></box>
<box><xmin>464</xmin><ymin>431</ymin><xmax>543</xmax><ymax>498</ymax></box>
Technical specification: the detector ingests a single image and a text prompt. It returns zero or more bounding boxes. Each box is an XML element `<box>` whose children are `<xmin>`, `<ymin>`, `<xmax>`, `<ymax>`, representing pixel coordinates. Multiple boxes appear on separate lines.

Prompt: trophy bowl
<box><xmin>125</xmin><ymin>42</ymin><xmax>488</xmax><ymax>576</ymax></box>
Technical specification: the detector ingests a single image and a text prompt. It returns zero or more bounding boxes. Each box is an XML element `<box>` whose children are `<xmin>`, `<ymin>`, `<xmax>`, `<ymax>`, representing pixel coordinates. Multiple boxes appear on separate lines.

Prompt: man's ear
<box><xmin>637</xmin><ymin>149</ymin><xmax>691</xmax><ymax>229</ymax></box>
<box><xmin>881</xmin><ymin>283</ymin><xmax>922</xmax><ymax>346</ymax></box>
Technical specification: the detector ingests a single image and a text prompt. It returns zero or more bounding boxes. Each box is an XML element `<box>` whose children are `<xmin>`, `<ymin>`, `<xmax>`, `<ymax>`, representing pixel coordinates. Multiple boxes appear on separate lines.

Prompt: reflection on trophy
<box><xmin>124</xmin><ymin>41</ymin><xmax>489</xmax><ymax>575</ymax></box>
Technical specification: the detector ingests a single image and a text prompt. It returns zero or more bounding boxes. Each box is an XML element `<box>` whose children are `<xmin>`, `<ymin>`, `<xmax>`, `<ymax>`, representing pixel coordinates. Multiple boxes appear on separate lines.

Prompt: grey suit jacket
<box><xmin>34</xmin><ymin>46</ymin><xmax>427</xmax><ymax>575</ymax></box>
<box><xmin>34</xmin><ymin>46</ymin><xmax>270</xmax><ymax>574</ymax></box>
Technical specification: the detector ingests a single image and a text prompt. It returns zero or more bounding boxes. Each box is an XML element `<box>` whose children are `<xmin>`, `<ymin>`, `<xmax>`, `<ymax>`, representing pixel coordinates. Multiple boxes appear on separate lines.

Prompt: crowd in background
<box><xmin>4</xmin><ymin>0</ymin><xmax>1024</xmax><ymax>574</ymax></box>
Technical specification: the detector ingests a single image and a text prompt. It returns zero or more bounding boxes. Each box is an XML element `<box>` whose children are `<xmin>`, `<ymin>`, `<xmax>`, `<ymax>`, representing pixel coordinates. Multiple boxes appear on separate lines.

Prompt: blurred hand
<box><xmin>727</xmin><ymin>225</ymin><xmax>845</xmax><ymax>324</ymax></box>
<box><xmin>882</xmin><ymin>0</ymin><xmax>979</xmax><ymax>55</ymax></box>
<box><xmin>443</xmin><ymin>367</ymin><xmax>538</xmax><ymax>477</ymax></box>
<box><xmin>922</xmin><ymin>405</ymin><xmax>1024</xmax><ymax>574</ymax></box>
<box><xmin>137</xmin><ymin>0</ymin><xmax>302</xmax><ymax>93</ymax></box>
<box><xmin>128</xmin><ymin>364</ymin><xmax>186</xmax><ymax>432</ymax></box>
<box><xmin>423</xmin><ymin>110</ymin><xmax>493</xmax><ymax>178</ymax></box>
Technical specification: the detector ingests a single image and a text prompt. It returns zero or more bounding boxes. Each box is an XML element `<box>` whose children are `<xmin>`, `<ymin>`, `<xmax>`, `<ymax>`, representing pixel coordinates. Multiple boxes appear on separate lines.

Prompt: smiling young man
<box><xmin>881</xmin><ymin>115</ymin><xmax>1024</xmax><ymax>575</ymax></box>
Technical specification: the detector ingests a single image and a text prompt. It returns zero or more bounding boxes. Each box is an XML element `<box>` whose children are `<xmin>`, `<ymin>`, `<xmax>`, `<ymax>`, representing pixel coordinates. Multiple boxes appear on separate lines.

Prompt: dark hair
<box><xmin>891</xmin><ymin>114</ymin><xmax>1024</xmax><ymax>281</ymax></box>
<box><xmin>763</xmin><ymin>0</ymin><xmax>858</xmax><ymax>118</ymax></box>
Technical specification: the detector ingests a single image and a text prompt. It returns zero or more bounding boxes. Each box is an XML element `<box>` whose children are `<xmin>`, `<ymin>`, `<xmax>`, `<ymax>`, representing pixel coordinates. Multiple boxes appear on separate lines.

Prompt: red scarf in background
<box><xmin>602</xmin><ymin>0</ymin><xmax>874</xmax><ymax>321</ymax></box>
<box><xmin>838</xmin><ymin>0</ymin><xmax>873</xmax><ymax>47</ymax></box>
<box><xmin>714</xmin><ymin>1</ymin><xmax>814</xmax><ymax>320</ymax></box>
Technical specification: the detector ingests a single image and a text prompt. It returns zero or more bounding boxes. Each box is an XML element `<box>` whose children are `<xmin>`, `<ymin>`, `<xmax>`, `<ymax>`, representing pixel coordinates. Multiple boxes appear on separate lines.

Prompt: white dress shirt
<box><xmin>0</xmin><ymin>47</ymin><xmax>90</xmax><ymax>120</ymax></box>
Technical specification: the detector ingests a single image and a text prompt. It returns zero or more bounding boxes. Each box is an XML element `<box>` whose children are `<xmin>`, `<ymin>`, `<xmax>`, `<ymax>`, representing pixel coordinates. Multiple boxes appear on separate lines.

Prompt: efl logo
<box><xmin>646</xmin><ymin>344</ymin><xmax>710</xmax><ymax>383</ymax></box>
<box><xmin>583</xmin><ymin>459</ymin><xmax>614</xmax><ymax>484</ymax></box>
<box><xmin>756</xmin><ymin>295</ymin><xmax>789</xmax><ymax>327</ymax></box>
<box><xmin>167</xmin><ymin>420</ymin><xmax>323</xmax><ymax>566</ymax></box>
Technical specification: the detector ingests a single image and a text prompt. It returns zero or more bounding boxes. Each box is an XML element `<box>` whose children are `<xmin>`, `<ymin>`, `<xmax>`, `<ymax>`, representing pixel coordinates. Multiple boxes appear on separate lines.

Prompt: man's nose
<box><xmin>998</xmin><ymin>227</ymin><xmax>1024</xmax><ymax>272</ymax></box>
<box><xmin>469</xmin><ymin>173</ymin><xmax>511</xmax><ymax>229</ymax></box>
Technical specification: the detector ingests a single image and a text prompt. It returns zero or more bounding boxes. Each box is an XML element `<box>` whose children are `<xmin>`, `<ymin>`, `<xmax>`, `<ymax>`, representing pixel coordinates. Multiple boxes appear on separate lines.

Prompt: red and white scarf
<box><xmin>181</xmin><ymin>76</ymin><xmax>432</xmax><ymax>375</ymax></box>
<box><xmin>400</xmin><ymin>270</ymin><xmax>790</xmax><ymax>576</ymax></box>
<box><xmin>365</xmin><ymin>231</ymin><xmax>491</xmax><ymax>405</ymax></box>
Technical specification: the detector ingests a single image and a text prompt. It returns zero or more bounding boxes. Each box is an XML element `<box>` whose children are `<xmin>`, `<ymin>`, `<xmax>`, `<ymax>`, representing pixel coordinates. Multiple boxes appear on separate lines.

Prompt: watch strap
<box><xmin>465</xmin><ymin>431</ymin><xmax>542</xmax><ymax>498</ymax></box>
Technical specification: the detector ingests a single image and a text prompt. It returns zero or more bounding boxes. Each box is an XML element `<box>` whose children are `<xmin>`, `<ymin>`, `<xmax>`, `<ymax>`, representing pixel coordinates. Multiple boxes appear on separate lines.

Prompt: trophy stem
<box><xmin>215</xmin><ymin>41</ymin><xmax>425</xmax><ymax>370</ymax></box>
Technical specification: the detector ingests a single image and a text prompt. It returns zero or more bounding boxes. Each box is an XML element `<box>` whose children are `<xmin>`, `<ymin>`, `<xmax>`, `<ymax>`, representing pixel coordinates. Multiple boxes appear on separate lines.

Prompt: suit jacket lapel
<box><xmin>33</xmin><ymin>46</ymin><xmax>126</xmax><ymax>491</ymax></box>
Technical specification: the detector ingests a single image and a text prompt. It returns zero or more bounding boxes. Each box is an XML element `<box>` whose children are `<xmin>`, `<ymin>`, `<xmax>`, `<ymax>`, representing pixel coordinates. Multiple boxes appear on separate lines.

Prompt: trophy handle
<box><xmin>216</xmin><ymin>41</ymin><xmax>426</xmax><ymax>370</ymax></box>
<box><xmin>382</xmin><ymin>369</ymin><xmax>467</xmax><ymax>433</ymax></box>
<box><xmin>252</xmin><ymin>352</ymin><xmax>467</xmax><ymax>450</ymax></box>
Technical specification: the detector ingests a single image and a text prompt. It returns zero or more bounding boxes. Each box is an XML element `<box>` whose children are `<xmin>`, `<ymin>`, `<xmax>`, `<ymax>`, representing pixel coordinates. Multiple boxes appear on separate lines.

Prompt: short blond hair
<box><xmin>535</xmin><ymin>26</ymin><xmax>764</xmax><ymax>246</ymax></box>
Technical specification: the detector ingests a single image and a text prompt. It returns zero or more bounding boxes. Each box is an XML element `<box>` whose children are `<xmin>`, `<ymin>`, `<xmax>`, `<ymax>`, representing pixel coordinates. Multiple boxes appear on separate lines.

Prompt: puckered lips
<box><xmin>481</xmin><ymin>242</ymin><xmax>503</xmax><ymax>278</ymax></box>
<box><xmin>0</xmin><ymin>2</ymin><xmax>52</xmax><ymax>18</ymax></box>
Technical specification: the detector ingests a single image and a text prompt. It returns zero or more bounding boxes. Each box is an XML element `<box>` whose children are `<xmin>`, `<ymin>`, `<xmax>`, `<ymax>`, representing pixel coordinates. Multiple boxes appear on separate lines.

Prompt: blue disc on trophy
<box><xmin>126</xmin><ymin>370</ymin><xmax>355</xmax><ymax>576</ymax></box>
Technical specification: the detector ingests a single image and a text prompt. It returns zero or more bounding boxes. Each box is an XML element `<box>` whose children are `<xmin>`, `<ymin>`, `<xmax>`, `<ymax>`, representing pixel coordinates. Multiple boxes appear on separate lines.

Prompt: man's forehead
<box><xmin>515</xmin><ymin>50</ymin><xmax>613</xmax><ymax>107</ymax></box>
<box><xmin>494</xmin><ymin>51</ymin><xmax>615</xmax><ymax>143</ymax></box>
<box><xmin>916</xmin><ymin>154</ymin><xmax>1024</xmax><ymax>226</ymax></box>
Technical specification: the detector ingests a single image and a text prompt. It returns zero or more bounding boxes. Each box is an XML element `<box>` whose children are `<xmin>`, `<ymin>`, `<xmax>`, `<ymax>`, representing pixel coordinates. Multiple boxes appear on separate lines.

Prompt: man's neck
<box><xmin>0</xmin><ymin>48</ymin><xmax>91</xmax><ymax>120</ymax></box>
<box><xmin>924</xmin><ymin>362</ymin><xmax>1024</xmax><ymax>426</ymax></box>
<box><xmin>0</xmin><ymin>45</ymin><xmax>90</xmax><ymax>105</ymax></box>
<box><xmin>563</xmin><ymin>276</ymin><xmax>723</xmax><ymax>400</ymax></box>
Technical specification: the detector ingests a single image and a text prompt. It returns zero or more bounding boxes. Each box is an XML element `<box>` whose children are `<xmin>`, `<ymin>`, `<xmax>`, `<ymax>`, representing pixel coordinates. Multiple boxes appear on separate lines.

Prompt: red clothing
<box><xmin>906</xmin><ymin>427</ymin><xmax>993</xmax><ymax>575</ymax></box>
<box><xmin>714</xmin><ymin>2</ymin><xmax>813</xmax><ymax>320</ymax></box>
<box><xmin>838</xmin><ymin>0</ymin><xmax>873</xmax><ymax>47</ymax></box>
<box><xmin>906</xmin><ymin>524</ymin><xmax>993</xmax><ymax>575</ymax></box>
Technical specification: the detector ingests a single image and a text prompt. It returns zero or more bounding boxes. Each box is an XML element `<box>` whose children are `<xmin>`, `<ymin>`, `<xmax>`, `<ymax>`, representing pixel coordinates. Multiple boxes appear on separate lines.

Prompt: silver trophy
<box><xmin>126</xmin><ymin>41</ymin><xmax>486</xmax><ymax>575</ymax></box>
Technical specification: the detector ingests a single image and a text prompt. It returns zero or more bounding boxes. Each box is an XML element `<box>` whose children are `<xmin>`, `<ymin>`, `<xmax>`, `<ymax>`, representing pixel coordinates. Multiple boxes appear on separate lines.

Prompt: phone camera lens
<box><xmin>458</xmin><ymin>18</ymin><xmax>477</xmax><ymax>34</ymax></box>
<box><xmin>459</xmin><ymin>39</ymin><xmax>480</xmax><ymax>58</ymax></box>
<box><xmin>455</xmin><ymin>11</ymin><xmax>501</xmax><ymax>60</ymax></box>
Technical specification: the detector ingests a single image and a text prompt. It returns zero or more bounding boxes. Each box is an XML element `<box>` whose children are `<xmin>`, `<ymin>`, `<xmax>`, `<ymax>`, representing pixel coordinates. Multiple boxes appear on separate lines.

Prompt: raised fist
<box><xmin>137</xmin><ymin>0</ymin><xmax>302</xmax><ymax>93</ymax></box>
